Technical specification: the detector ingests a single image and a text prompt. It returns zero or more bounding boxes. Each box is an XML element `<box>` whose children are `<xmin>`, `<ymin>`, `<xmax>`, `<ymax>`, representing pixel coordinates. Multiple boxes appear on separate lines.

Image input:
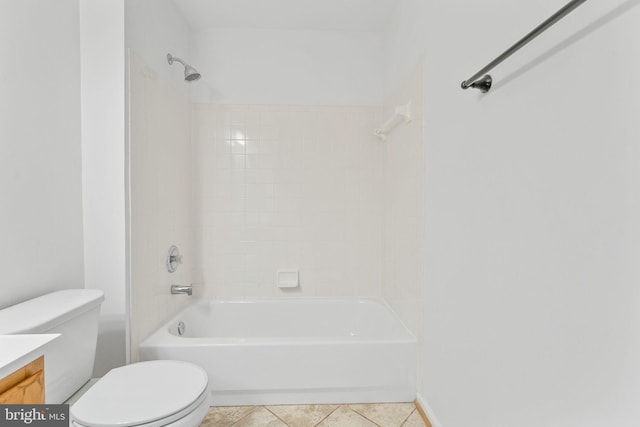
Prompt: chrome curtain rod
<box><xmin>461</xmin><ymin>0</ymin><xmax>589</xmax><ymax>93</ymax></box>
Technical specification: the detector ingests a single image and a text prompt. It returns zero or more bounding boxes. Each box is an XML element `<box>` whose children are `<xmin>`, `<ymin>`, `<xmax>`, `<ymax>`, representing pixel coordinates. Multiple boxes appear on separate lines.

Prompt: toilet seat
<box><xmin>71</xmin><ymin>360</ymin><xmax>209</xmax><ymax>427</ymax></box>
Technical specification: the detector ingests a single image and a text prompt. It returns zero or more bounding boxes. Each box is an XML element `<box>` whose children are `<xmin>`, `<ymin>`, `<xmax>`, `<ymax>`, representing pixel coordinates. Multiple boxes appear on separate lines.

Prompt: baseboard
<box><xmin>415</xmin><ymin>393</ymin><xmax>443</xmax><ymax>427</ymax></box>
<box><xmin>414</xmin><ymin>399</ymin><xmax>433</xmax><ymax>427</ymax></box>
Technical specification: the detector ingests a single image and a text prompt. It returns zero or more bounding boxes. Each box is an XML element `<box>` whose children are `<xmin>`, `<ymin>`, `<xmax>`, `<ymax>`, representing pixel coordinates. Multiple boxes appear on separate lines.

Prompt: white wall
<box><xmin>383</xmin><ymin>0</ymin><xmax>640</xmax><ymax>425</ymax></box>
<box><xmin>191</xmin><ymin>29</ymin><xmax>385</xmax><ymax>105</ymax></box>
<box><xmin>383</xmin><ymin>0</ymin><xmax>426</xmax><ymax>94</ymax></box>
<box><xmin>79</xmin><ymin>0</ymin><xmax>127</xmax><ymax>375</ymax></box>
<box><xmin>126</xmin><ymin>0</ymin><xmax>192</xmax><ymax>97</ymax></box>
<box><xmin>0</xmin><ymin>0</ymin><xmax>84</xmax><ymax>308</ymax></box>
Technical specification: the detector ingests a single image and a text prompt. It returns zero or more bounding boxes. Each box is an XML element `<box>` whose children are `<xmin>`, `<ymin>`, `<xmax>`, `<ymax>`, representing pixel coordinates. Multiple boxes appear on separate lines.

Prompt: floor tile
<box><xmin>201</xmin><ymin>406</ymin><xmax>256</xmax><ymax>427</ymax></box>
<box><xmin>266</xmin><ymin>404</ymin><xmax>339</xmax><ymax>427</ymax></box>
<box><xmin>349</xmin><ymin>403</ymin><xmax>416</xmax><ymax>427</ymax></box>
<box><xmin>316</xmin><ymin>405</ymin><xmax>378</xmax><ymax>427</ymax></box>
<box><xmin>401</xmin><ymin>410</ymin><xmax>428</xmax><ymax>427</ymax></box>
<box><xmin>231</xmin><ymin>407</ymin><xmax>288</xmax><ymax>427</ymax></box>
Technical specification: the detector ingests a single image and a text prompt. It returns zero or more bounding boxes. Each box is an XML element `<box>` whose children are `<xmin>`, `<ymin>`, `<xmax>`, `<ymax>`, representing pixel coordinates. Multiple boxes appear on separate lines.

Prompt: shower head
<box><xmin>167</xmin><ymin>53</ymin><xmax>201</xmax><ymax>82</ymax></box>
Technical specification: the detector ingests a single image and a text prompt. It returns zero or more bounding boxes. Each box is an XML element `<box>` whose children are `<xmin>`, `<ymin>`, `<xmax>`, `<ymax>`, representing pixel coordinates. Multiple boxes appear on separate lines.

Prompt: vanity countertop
<box><xmin>0</xmin><ymin>334</ymin><xmax>59</xmax><ymax>379</ymax></box>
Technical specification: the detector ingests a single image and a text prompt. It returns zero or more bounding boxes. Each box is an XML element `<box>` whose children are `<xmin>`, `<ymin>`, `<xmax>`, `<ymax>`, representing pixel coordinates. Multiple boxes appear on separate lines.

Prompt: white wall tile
<box><xmin>381</xmin><ymin>63</ymin><xmax>425</xmax><ymax>347</ymax></box>
<box><xmin>129</xmin><ymin>54</ymin><xmax>194</xmax><ymax>360</ymax></box>
<box><xmin>194</xmin><ymin>105</ymin><xmax>384</xmax><ymax>299</ymax></box>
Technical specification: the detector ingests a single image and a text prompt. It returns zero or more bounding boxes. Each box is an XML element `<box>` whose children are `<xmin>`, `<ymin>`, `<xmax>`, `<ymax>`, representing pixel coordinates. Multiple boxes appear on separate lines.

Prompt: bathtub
<box><xmin>139</xmin><ymin>298</ymin><xmax>416</xmax><ymax>406</ymax></box>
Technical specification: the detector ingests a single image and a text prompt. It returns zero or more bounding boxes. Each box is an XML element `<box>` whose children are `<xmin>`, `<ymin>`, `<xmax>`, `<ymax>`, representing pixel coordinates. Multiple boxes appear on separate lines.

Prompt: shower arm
<box><xmin>167</xmin><ymin>54</ymin><xmax>186</xmax><ymax>66</ymax></box>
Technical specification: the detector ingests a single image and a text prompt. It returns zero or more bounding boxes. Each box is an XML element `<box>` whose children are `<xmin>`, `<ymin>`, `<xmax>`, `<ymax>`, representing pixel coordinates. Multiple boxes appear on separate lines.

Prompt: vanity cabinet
<box><xmin>0</xmin><ymin>355</ymin><xmax>44</xmax><ymax>404</ymax></box>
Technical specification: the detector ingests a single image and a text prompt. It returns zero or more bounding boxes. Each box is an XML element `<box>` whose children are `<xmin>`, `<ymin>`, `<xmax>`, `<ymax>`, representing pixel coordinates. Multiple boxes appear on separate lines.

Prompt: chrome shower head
<box><xmin>167</xmin><ymin>53</ymin><xmax>201</xmax><ymax>82</ymax></box>
<box><xmin>183</xmin><ymin>64</ymin><xmax>201</xmax><ymax>81</ymax></box>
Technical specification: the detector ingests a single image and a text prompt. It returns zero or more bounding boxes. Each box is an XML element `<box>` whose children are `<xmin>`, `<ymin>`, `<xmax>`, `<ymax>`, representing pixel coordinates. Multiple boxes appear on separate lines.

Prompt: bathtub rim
<box><xmin>140</xmin><ymin>296</ymin><xmax>417</xmax><ymax>347</ymax></box>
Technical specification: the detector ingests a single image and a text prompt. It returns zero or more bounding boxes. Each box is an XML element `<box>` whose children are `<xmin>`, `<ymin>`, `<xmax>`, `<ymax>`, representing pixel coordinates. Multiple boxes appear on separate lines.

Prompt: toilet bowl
<box><xmin>0</xmin><ymin>290</ymin><xmax>211</xmax><ymax>427</ymax></box>
<box><xmin>71</xmin><ymin>360</ymin><xmax>211</xmax><ymax>427</ymax></box>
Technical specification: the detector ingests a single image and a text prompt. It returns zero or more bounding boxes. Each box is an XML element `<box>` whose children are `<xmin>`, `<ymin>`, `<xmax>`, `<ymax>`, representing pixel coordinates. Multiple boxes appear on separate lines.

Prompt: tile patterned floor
<box><xmin>201</xmin><ymin>403</ymin><xmax>427</xmax><ymax>427</ymax></box>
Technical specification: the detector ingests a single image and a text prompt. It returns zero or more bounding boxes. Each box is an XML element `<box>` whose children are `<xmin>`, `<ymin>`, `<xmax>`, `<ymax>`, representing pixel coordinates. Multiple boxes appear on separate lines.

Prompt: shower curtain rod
<box><xmin>461</xmin><ymin>0</ymin><xmax>588</xmax><ymax>93</ymax></box>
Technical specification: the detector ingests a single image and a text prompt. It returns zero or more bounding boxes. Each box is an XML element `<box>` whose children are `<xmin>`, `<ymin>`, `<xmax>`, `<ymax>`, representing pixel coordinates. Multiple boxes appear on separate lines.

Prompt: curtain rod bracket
<box><xmin>461</xmin><ymin>75</ymin><xmax>493</xmax><ymax>93</ymax></box>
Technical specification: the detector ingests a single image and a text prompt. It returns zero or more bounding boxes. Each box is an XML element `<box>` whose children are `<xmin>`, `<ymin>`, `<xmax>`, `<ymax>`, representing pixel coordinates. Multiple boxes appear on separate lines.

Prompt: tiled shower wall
<box><xmin>381</xmin><ymin>63</ymin><xmax>425</xmax><ymax>339</ymax></box>
<box><xmin>129</xmin><ymin>54</ymin><xmax>195</xmax><ymax>361</ymax></box>
<box><xmin>193</xmin><ymin>105</ymin><xmax>384</xmax><ymax>298</ymax></box>
<box><xmin>129</xmin><ymin>55</ymin><xmax>424</xmax><ymax>362</ymax></box>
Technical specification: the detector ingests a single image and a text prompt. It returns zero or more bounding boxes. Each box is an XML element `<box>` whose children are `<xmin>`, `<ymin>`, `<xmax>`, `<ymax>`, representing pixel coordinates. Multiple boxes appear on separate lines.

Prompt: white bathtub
<box><xmin>139</xmin><ymin>298</ymin><xmax>416</xmax><ymax>406</ymax></box>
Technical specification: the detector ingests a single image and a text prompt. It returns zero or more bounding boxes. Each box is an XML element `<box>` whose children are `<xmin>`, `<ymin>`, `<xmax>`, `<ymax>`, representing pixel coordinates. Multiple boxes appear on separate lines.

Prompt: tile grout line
<box><xmin>228</xmin><ymin>406</ymin><xmax>260</xmax><ymax>427</ymax></box>
<box><xmin>348</xmin><ymin>406</ymin><xmax>383</xmax><ymax>427</ymax></box>
<box><xmin>264</xmin><ymin>406</ymin><xmax>290</xmax><ymax>426</ymax></box>
<box><xmin>399</xmin><ymin>408</ymin><xmax>417</xmax><ymax>426</ymax></box>
<box><xmin>313</xmin><ymin>404</ymin><xmax>342</xmax><ymax>427</ymax></box>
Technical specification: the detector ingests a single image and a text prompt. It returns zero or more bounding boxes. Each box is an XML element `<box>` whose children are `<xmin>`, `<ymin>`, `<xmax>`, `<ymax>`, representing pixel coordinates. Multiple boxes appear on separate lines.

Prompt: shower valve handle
<box><xmin>167</xmin><ymin>245</ymin><xmax>182</xmax><ymax>273</ymax></box>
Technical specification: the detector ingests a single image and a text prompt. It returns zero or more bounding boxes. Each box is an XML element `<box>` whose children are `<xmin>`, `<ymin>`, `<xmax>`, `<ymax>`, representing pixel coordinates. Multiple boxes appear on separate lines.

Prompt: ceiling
<box><xmin>171</xmin><ymin>0</ymin><xmax>399</xmax><ymax>32</ymax></box>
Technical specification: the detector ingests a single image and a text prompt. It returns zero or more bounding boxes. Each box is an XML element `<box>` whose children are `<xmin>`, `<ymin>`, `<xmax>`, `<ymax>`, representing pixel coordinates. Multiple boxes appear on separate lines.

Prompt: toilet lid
<box><xmin>71</xmin><ymin>360</ymin><xmax>209</xmax><ymax>427</ymax></box>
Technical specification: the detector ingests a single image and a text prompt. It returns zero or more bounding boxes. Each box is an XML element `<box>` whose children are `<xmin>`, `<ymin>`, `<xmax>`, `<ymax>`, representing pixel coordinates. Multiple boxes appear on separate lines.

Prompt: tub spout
<box><xmin>171</xmin><ymin>284</ymin><xmax>193</xmax><ymax>296</ymax></box>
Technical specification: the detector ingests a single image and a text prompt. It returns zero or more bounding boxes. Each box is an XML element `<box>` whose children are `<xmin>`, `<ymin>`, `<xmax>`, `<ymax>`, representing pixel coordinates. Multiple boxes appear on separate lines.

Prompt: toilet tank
<box><xmin>0</xmin><ymin>289</ymin><xmax>104</xmax><ymax>403</ymax></box>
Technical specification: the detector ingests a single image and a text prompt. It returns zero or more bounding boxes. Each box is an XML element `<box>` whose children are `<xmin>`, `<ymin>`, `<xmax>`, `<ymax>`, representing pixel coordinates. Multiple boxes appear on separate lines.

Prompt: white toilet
<box><xmin>0</xmin><ymin>289</ymin><xmax>211</xmax><ymax>427</ymax></box>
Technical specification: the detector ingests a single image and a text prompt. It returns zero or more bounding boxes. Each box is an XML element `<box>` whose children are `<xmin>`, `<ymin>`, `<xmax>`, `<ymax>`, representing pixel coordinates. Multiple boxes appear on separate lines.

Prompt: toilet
<box><xmin>0</xmin><ymin>289</ymin><xmax>211</xmax><ymax>427</ymax></box>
